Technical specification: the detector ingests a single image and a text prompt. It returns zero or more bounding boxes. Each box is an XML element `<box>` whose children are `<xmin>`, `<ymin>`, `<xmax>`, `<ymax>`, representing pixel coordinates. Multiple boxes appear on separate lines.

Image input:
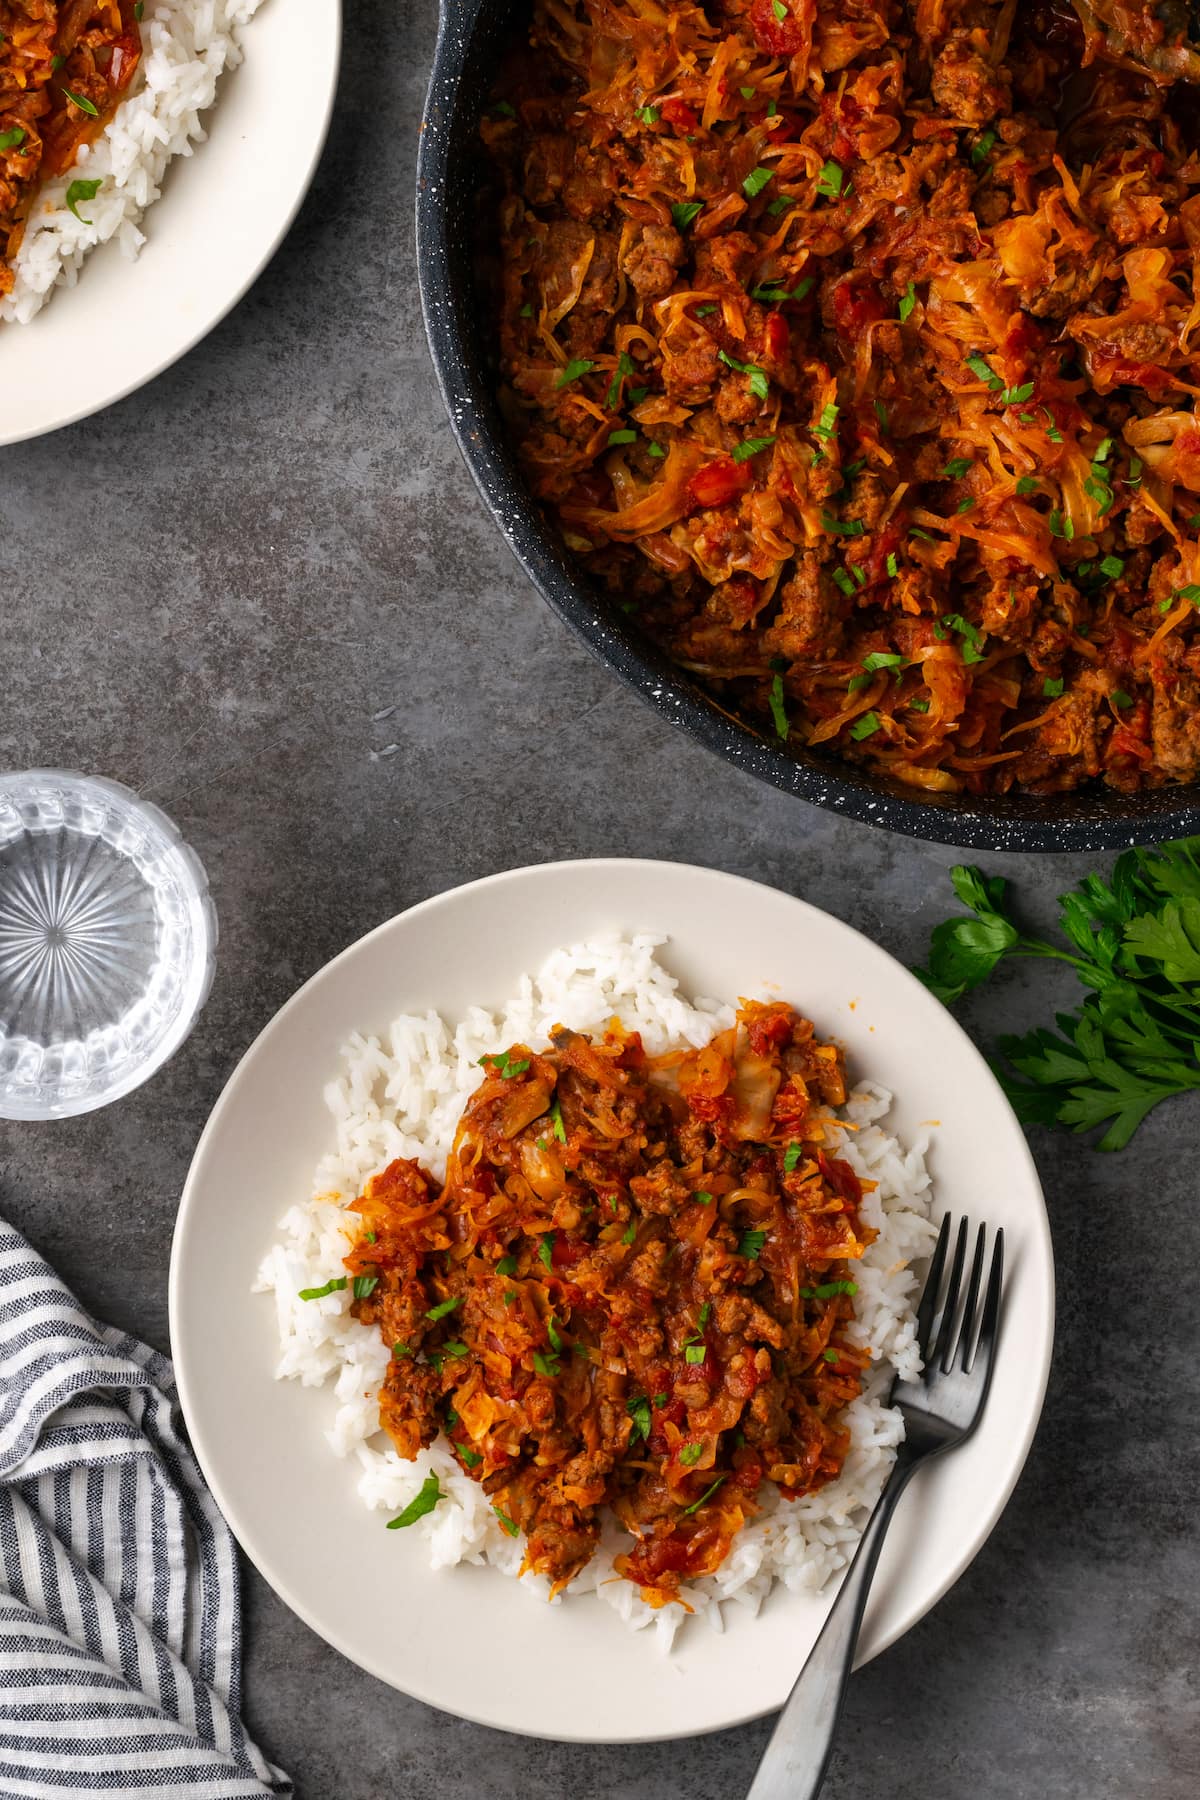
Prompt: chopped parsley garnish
<box><xmin>695</xmin><ymin>302</ymin><xmax>718</xmax><ymax>317</ymax></box>
<box><xmin>740</xmin><ymin>85</ymin><xmax>756</xmax><ymax>99</ymax></box>
<box><xmin>1112</xmin><ymin>689</ymin><xmax>1133</xmax><ymax>708</ymax></box>
<box><xmin>387</xmin><ymin>1475</ymin><xmax>442</xmax><ymax>1529</ymax></box>
<box><xmin>766</xmin><ymin>194</ymin><xmax>795</xmax><ymax>217</ymax></box>
<box><xmin>458</xmin><ymin>1444</ymin><xmax>482</xmax><ymax>1468</ymax></box>
<box><xmin>550</xmin><ymin>1098</ymin><xmax>566</xmax><ymax>1142</ymax></box>
<box><xmin>495</xmin><ymin>1508</ymin><xmax>520</xmax><ymax>1537</ymax></box>
<box><xmin>820</xmin><ymin>512</ymin><xmax>866</xmax><ymax>537</ymax></box>
<box><xmin>849</xmin><ymin>712</ymin><xmax>881</xmax><ymax>740</ymax></box>
<box><xmin>392</xmin><ymin>1341</ymin><xmax>411</xmax><ymax>1358</ymax></box>
<box><xmin>1043</xmin><ymin>409</ymin><xmax>1064</xmax><ymax>444</ymax></box>
<box><xmin>671</xmin><ymin>200</ymin><xmax>704</xmax><ymax>231</ymax></box>
<box><xmin>679</xmin><ymin>1442</ymin><xmax>703</xmax><ymax>1466</ymax></box>
<box><xmin>909</xmin><ymin>526</ymin><xmax>936</xmax><ymax>542</ymax></box>
<box><xmin>823</xmin><ymin>1348</ymin><xmax>840</xmax><ymax>1364</ymax></box>
<box><xmin>0</xmin><ymin>126</ymin><xmax>27</xmax><ymax>152</ymax></box>
<box><xmin>768</xmin><ymin>673</ymin><xmax>789</xmax><ymax>739</ymax></box>
<box><xmin>813</xmin><ymin>401</ymin><xmax>839</xmax><ymax>441</ymax></box>
<box><xmin>935</xmin><ymin>612</ymin><xmax>986</xmax><ymax>663</ymax></box>
<box><xmin>606</xmin><ymin>350</ymin><xmax>635</xmax><ymax>409</ymax></box>
<box><xmin>538</xmin><ymin>1231</ymin><xmax>556</xmax><ymax>1268</ymax></box>
<box><xmin>833</xmin><ymin>567</ymin><xmax>856</xmax><ymax>599</ymax></box>
<box><xmin>738</xmin><ymin>1228</ymin><xmax>767</xmax><ymax>1259</ymax></box>
<box><xmin>546</xmin><ymin>1315</ymin><xmax>565</xmax><ymax>1353</ymax></box>
<box><xmin>532</xmin><ymin>1350</ymin><xmax>560</xmax><ymax>1378</ymax></box>
<box><xmin>1099</xmin><ymin>554</ymin><xmax>1125</xmax><ymax>579</ymax></box>
<box><xmin>1048</xmin><ymin>509</ymin><xmax>1075</xmax><ymax>541</ymax></box>
<box><xmin>955</xmin><ymin>497</ymin><xmax>975</xmax><ymax>515</ymax></box>
<box><xmin>648</xmin><ymin>442</ymin><xmax>665</xmax><ymax>458</ymax></box>
<box><xmin>874</xmin><ymin>398</ymin><xmax>889</xmax><ymax>432</ymax></box>
<box><xmin>299</xmin><ymin>1277</ymin><xmax>347</xmax><ymax>1301</ymax></box>
<box><xmin>607</xmin><ymin>429</ymin><xmax>638</xmax><ymax>447</ymax></box>
<box><xmin>556</xmin><ymin>357</ymin><xmax>594</xmax><ymax>389</ymax></box>
<box><xmin>695</xmin><ymin>1190</ymin><xmax>713</xmax><ymax>1205</ymax></box>
<box><xmin>621</xmin><ymin>1219</ymin><xmax>637</xmax><ymax>1245</ymax></box>
<box><xmin>863</xmin><ymin>651</ymin><xmax>906</xmax><ymax>675</ymax></box>
<box><xmin>1128</xmin><ymin>457</ymin><xmax>1143</xmax><ymax>485</ymax></box>
<box><xmin>699</xmin><ymin>1303</ymin><xmax>712</xmax><ymax>1326</ymax></box>
<box><xmin>1016</xmin><ymin>476</ymin><xmax>1038</xmax><ymax>495</ymax></box>
<box><xmin>816</xmin><ymin>159</ymin><xmax>843</xmax><ymax>201</ymax></box>
<box><xmin>909</xmin><ymin>697</ymin><xmax>930</xmax><ymax>713</ymax></box>
<box><xmin>653</xmin><ymin>1392</ymin><xmax>670</xmax><ymax>1407</ymax></box>
<box><xmin>942</xmin><ymin>458</ymin><xmax>972</xmax><ymax>479</ymax></box>
<box><xmin>1043</xmin><ymin>677</ymin><xmax>1065</xmax><ymax>698</ymax></box>
<box><xmin>683</xmin><ymin>1477</ymin><xmax>726</xmax><ymax>1516</ymax></box>
<box><xmin>800</xmin><ymin>1280</ymin><xmax>859</xmax><ymax>1299</ymax></box>
<box><xmin>503</xmin><ymin>1289</ymin><xmax>516</xmax><ymax>1304</ymax></box>
<box><xmin>492</xmin><ymin>100</ymin><xmax>516</xmax><ymax>119</ymax></box>
<box><xmin>773</xmin><ymin>0</ymin><xmax>788</xmax><ymax>17</ymax></box>
<box><xmin>971</xmin><ymin>128</ymin><xmax>997</xmax><ymax>170</ymax></box>
<box><xmin>743</xmin><ymin>166</ymin><xmax>773</xmax><ymax>199</ymax></box>
<box><xmin>684</xmin><ymin>1344</ymin><xmax>707</xmax><ymax>1364</ymax></box>
<box><xmin>886</xmin><ymin>551</ymin><xmax>899</xmax><ymax>577</ymax></box>
<box><xmin>627</xmin><ymin>1395</ymin><xmax>652</xmax><ymax>1442</ymax></box>
<box><xmin>442</xmin><ymin>1340</ymin><xmax>468</xmax><ymax>1359</ymax></box>
<box><xmin>636</xmin><ymin>105</ymin><xmax>660</xmax><ymax>125</ymax></box>
<box><xmin>751</xmin><ymin>276</ymin><xmax>814</xmax><ymax>304</ymax></box>
<box><xmin>898</xmin><ymin>282</ymin><xmax>917</xmax><ymax>323</ymax></box>
<box><xmin>718</xmin><ymin>348</ymin><xmax>769</xmax><ymax>401</ymax></box>
<box><xmin>732</xmin><ymin>434</ymin><xmax>776</xmax><ymax>463</ymax></box>
<box><xmin>61</xmin><ymin>87</ymin><xmax>100</xmax><ymax>118</ymax></box>
<box><xmin>964</xmin><ymin>351</ymin><xmax>1003</xmax><ymax>391</ymax></box>
<box><xmin>783</xmin><ymin>1142</ymin><xmax>802</xmax><ymax>1171</ymax></box>
<box><xmin>496</xmin><ymin>1255</ymin><xmax>519</xmax><ymax>1278</ymax></box>
<box><xmin>999</xmin><ymin>381</ymin><xmax>1035</xmax><ymax>406</ymax></box>
<box><xmin>425</xmin><ymin>1296</ymin><xmax>461</xmax><ymax>1322</ymax></box>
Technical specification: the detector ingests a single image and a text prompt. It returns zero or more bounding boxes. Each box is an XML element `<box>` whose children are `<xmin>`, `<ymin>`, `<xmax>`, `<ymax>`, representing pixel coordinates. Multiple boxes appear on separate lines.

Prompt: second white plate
<box><xmin>0</xmin><ymin>0</ymin><xmax>340</xmax><ymax>446</ymax></box>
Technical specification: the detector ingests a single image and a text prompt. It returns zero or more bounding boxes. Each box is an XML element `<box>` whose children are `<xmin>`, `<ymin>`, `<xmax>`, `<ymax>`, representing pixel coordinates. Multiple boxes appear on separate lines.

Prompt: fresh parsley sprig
<box><xmin>916</xmin><ymin>845</ymin><xmax>1200</xmax><ymax>1149</ymax></box>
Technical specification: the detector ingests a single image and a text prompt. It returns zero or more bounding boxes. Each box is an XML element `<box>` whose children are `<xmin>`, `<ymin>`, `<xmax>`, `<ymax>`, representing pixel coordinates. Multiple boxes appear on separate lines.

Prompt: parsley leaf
<box><xmin>816</xmin><ymin>159</ymin><xmax>843</xmax><ymax>201</ymax></box>
<box><xmin>682</xmin><ymin>1477</ymin><xmax>726</xmax><ymax>1516</ymax></box>
<box><xmin>738</xmin><ymin>1228</ymin><xmax>767</xmax><ymax>1259</ymax></box>
<box><xmin>768</xmin><ymin>673</ymin><xmax>789</xmax><ymax>739</ymax></box>
<box><xmin>538</xmin><ymin>1232</ymin><xmax>556</xmax><ymax>1268</ymax></box>
<box><xmin>495</xmin><ymin>1508</ymin><xmax>520</xmax><ymax>1537</ymax></box>
<box><xmin>849</xmin><ymin>712</ymin><xmax>880</xmax><ymax>741</ymax></box>
<box><xmin>718</xmin><ymin>348</ymin><xmax>769</xmax><ymax>401</ymax></box>
<box><xmin>743</xmin><ymin>165</ymin><xmax>773</xmax><ymax>199</ymax></box>
<box><xmin>426</xmin><ymin>1296</ymin><xmax>461</xmax><ymax>1321</ymax></box>
<box><xmin>556</xmin><ymin>357</ymin><xmax>594</xmax><ymax>389</ymax></box>
<box><xmin>733</xmin><ymin>434</ymin><xmax>776</xmax><ymax>463</ymax></box>
<box><xmin>387</xmin><ymin>1473</ymin><xmax>441</xmax><ymax>1529</ymax></box>
<box><xmin>671</xmin><ymin>200</ymin><xmax>704</xmax><ymax>230</ymax></box>
<box><xmin>299</xmin><ymin>1277</ymin><xmax>347</xmax><ymax>1301</ymax></box>
<box><xmin>679</xmin><ymin>1442</ymin><xmax>703</xmax><ymax>1466</ymax></box>
<box><xmin>65</xmin><ymin>177</ymin><xmax>102</xmax><ymax>223</ymax></box>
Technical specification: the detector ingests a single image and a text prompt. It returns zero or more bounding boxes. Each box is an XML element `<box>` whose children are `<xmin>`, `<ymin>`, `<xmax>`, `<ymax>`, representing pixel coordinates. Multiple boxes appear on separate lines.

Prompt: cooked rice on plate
<box><xmin>255</xmin><ymin>934</ymin><xmax>938</xmax><ymax>1651</ymax></box>
<box><xmin>2</xmin><ymin>0</ymin><xmax>263</xmax><ymax>325</ymax></box>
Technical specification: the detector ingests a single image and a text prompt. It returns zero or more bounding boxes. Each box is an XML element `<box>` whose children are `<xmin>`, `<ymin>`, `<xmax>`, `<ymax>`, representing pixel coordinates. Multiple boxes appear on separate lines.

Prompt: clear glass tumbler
<box><xmin>0</xmin><ymin>771</ymin><xmax>217</xmax><ymax>1120</ymax></box>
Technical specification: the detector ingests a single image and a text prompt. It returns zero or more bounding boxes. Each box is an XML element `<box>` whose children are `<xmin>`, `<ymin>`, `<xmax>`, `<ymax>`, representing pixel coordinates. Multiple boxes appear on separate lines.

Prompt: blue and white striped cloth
<box><xmin>0</xmin><ymin>1218</ymin><xmax>290</xmax><ymax>1798</ymax></box>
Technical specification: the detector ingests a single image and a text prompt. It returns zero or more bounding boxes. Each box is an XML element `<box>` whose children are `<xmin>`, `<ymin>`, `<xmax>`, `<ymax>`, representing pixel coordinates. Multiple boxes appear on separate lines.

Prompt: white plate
<box><xmin>169</xmin><ymin>859</ymin><xmax>1054</xmax><ymax>1743</ymax></box>
<box><xmin>0</xmin><ymin>0</ymin><xmax>341</xmax><ymax>447</ymax></box>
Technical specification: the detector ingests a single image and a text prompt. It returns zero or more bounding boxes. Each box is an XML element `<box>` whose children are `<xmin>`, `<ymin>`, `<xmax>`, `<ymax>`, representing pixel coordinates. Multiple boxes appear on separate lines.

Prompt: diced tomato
<box><xmin>746</xmin><ymin>1009</ymin><xmax>793</xmax><ymax>1056</ymax></box>
<box><xmin>686</xmin><ymin>456</ymin><xmax>753</xmax><ymax>511</ymax></box>
<box><xmin>647</xmin><ymin>1396</ymin><xmax>687</xmax><ymax>1455</ymax></box>
<box><xmin>832</xmin><ymin>277</ymin><xmax>886</xmax><ymax>340</ymax></box>
<box><xmin>551</xmin><ymin>1233</ymin><xmax>587</xmax><ymax>1270</ymax></box>
<box><xmin>1086</xmin><ymin>344</ymin><xmax>1173</xmax><ymax>396</ymax></box>
<box><xmin>733</xmin><ymin>1454</ymin><xmax>764</xmax><ymax>1492</ymax></box>
<box><xmin>748</xmin><ymin>0</ymin><xmax>807</xmax><ymax>55</ymax></box>
<box><xmin>661</xmin><ymin>97</ymin><xmax>699</xmax><ymax>133</ymax></box>
<box><xmin>817</xmin><ymin>1152</ymin><xmax>863</xmax><ymax>1206</ymax></box>
<box><xmin>763</xmin><ymin>310</ymin><xmax>790</xmax><ymax>361</ymax></box>
<box><xmin>820</xmin><ymin>91</ymin><xmax>864</xmax><ymax>164</ymax></box>
<box><xmin>1107</xmin><ymin>699</ymin><xmax>1152</xmax><ymax>763</ymax></box>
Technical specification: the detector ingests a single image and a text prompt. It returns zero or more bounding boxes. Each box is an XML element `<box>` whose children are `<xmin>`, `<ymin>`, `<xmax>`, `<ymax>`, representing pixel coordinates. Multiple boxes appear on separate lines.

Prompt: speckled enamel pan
<box><xmin>415</xmin><ymin>0</ymin><xmax>1200</xmax><ymax>853</ymax></box>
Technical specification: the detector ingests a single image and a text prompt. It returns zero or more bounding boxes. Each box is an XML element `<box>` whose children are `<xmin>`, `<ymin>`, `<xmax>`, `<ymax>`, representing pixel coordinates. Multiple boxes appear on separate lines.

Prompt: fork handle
<box><xmin>746</xmin><ymin>1448</ymin><xmax>919</xmax><ymax>1800</ymax></box>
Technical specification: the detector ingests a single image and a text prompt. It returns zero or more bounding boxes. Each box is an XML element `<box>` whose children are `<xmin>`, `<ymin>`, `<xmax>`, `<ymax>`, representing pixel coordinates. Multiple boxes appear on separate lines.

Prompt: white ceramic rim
<box><xmin>170</xmin><ymin>858</ymin><xmax>1055</xmax><ymax>1742</ymax></box>
<box><xmin>0</xmin><ymin>0</ymin><xmax>342</xmax><ymax>448</ymax></box>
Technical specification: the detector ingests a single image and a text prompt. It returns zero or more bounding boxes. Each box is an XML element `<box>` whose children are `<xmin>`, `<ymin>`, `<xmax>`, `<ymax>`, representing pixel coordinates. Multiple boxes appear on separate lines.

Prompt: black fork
<box><xmin>746</xmin><ymin>1215</ymin><xmax>1004</xmax><ymax>1800</ymax></box>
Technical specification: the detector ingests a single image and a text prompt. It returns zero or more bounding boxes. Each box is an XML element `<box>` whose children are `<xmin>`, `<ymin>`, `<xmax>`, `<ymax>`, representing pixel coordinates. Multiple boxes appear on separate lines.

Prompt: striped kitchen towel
<box><xmin>0</xmin><ymin>1217</ymin><xmax>290</xmax><ymax>1799</ymax></box>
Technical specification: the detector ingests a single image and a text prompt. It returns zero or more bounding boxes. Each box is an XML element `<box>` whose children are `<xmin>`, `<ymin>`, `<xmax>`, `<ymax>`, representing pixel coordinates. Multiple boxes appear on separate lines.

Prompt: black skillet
<box><xmin>414</xmin><ymin>0</ymin><xmax>1200</xmax><ymax>852</ymax></box>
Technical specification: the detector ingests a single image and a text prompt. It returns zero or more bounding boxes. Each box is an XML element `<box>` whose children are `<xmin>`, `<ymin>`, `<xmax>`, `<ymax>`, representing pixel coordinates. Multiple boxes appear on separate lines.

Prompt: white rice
<box><xmin>2</xmin><ymin>0</ymin><xmax>263</xmax><ymax>325</ymax></box>
<box><xmin>255</xmin><ymin>935</ymin><xmax>939</xmax><ymax>1651</ymax></box>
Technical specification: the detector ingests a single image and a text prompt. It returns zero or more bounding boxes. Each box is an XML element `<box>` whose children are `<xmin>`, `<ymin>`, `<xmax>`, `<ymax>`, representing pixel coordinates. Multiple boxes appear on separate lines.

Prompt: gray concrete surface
<box><xmin>2</xmin><ymin>2</ymin><xmax>1198</xmax><ymax>1794</ymax></box>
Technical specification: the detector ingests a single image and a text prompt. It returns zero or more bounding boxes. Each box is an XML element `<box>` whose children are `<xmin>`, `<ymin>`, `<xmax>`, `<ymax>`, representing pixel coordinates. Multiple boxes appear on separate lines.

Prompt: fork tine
<box><xmin>927</xmin><ymin>1216</ymin><xmax>968</xmax><ymax>1372</ymax></box>
<box><xmin>966</xmin><ymin>1228</ymin><xmax>1004</xmax><ymax>1383</ymax></box>
<box><xmin>913</xmin><ymin>1211</ymin><xmax>952</xmax><ymax>1356</ymax></box>
<box><xmin>948</xmin><ymin>1222</ymin><xmax>987</xmax><ymax>1372</ymax></box>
